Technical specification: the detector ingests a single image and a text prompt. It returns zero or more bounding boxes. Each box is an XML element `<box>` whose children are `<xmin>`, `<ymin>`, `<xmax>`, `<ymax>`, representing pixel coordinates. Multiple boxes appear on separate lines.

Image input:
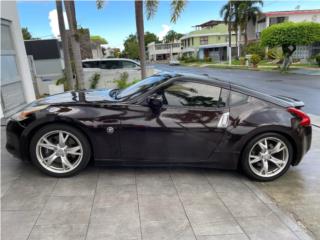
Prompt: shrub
<box><xmin>184</xmin><ymin>56</ymin><xmax>197</xmax><ymax>63</ymax></box>
<box><xmin>239</xmin><ymin>57</ymin><xmax>246</xmax><ymax>65</ymax></box>
<box><xmin>90</xmin><ymin>73</ymin><xmax>101</xmax><ymax>89</ymax></box>
<box><xmin>315</xmin><ymin>54</ymin><xmax>320</xmax><ymax>67</ymax></box>
<box><xmin>204</xmin><ymin>57</ymin><xmax>212</xmax><ymax>63</ymax></box>
<box><xmin>245</xmin><ymin>42</ymin><xmax>265</xmax><ymax>59</ymax></box>
<box><xmin>251</xmin><ymin>54</ymin><xmax>261</xmax><ymax>67</ymax></box>
<box><xmin>114</xmin><ymin>72</ymin><xmax>140</xmax><ymax>89</ymax></box>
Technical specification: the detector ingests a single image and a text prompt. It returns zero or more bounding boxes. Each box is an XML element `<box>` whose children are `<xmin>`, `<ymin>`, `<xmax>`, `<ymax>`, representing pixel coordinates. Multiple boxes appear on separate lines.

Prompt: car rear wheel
<box><xmin>30</xmin><ymin>124</ymin><xmax>91</xmax><ymax>177</ymax></box>
<box><xmin>242</xmin><ymin>133</ymin><xmax>293</xmax><ymax>181</ymax></box>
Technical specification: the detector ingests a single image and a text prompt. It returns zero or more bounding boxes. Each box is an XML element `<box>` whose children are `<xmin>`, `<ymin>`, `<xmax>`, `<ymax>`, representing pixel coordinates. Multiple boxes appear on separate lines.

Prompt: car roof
<box><xmin>82</xmin><ymin>58</ymin><xmax>139</xmax><ymax>64</ymax></box>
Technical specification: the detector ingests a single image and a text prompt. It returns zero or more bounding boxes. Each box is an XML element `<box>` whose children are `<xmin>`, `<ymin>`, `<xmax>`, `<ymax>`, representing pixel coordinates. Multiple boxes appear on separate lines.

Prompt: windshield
<box><xmin>116</xmin><ymin>75</ymin><xmax>169</xmax><ymax>100</ymax></box>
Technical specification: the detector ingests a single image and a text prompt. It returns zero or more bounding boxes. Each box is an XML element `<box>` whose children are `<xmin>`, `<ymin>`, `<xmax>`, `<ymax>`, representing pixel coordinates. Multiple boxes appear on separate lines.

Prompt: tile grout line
<box><xmin>134</xmin><ymin>168</ymin><xmax>144</xmax><ymax>240</ymax></box>
<box><xmin>169</xmin><ymin>169</ymin><xmax>198</xmax><ymax>240</ymax></box>
<box><xmin>203</xmin><ymin>170</ymin><xmax>251</xmax><ymax>240</ymax></box>
<box><xmin>26</xmin><ymin>177</ymin><xmax>59</xmax><ymax>240</ymax></box>
<box><xmin>241</xmin><ymin>179</ymin><xmax>313</xmax><ymax>240</ymax></box>
<box><xmin>84</xmin><ymin>169</ymin><xmax>100</xmax><ymax>240</ymax></box>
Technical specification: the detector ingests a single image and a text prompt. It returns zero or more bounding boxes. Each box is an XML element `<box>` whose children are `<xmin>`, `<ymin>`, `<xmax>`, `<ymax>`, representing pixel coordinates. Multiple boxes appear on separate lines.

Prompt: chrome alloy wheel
<box><xmin>248</xmin><ymin>137</ymin><xmax>289</xmax><ymax>178</ymax></box>
<box><xmin>36</xmin><ymin>130</ymin><xmax>83</xmax><ymax>174</ymax></box>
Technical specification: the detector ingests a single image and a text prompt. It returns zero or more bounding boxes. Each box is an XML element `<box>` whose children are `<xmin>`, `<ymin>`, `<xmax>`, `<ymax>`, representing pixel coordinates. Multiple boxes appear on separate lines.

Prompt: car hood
<box><xmin>36</xmin><ymin>89</ymin><xmax>115</xmax><ymax>105</ymax></box>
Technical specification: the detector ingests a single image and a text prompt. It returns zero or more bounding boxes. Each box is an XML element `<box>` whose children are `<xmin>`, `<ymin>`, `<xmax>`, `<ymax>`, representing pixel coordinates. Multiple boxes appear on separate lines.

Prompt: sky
<box><xmin>17</xmin><ymin>0</ymin><xmax>320</xmax><ymax>50</ymax></box>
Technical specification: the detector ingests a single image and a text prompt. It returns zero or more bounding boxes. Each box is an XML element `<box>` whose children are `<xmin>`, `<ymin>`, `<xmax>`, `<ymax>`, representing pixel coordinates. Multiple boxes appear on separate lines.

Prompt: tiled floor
<box><xmin>1</xmin><ymin>127</ymin><xmax>317</xmax><ymax>240</ymax></box>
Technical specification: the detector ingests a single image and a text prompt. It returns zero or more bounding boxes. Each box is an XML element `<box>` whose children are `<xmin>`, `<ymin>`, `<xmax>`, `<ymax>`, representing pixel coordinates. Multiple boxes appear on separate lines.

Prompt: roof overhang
<box><xmin>264</xmin><ymin>9</ymin><xmax>320</xmax><ymax>17</ymax></box>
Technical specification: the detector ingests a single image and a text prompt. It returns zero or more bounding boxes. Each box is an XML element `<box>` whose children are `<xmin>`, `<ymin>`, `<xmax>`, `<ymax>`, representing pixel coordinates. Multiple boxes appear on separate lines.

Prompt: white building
<box><xmin>252</xmin><ymin>9</ymin><xmax>320</xmax><ymax>41</ymax></box>
<box><xmin>147</xmin><ymin>41</ymin><xmax>181</xmax><ymax>62</ymax></box>
<box><xmin>1</xmin><ymin>1</ymin><xmax>36</xmax><ymax>118</ymax></box>
<box><xmin>249</xmin><ymin>9</ymin><xmax>320</xmax><ymax>60</ymax></box>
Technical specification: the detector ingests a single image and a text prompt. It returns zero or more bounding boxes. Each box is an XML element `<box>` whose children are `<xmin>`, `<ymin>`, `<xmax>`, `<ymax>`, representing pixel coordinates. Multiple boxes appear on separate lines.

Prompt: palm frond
<box><xmin>171</xmin><ymin>0</ymin><xmax>187</xmax><ymax>23</ymax></box>
<box><xmin>96</xmin><ymin>0</ymin><xmax>105</xmax><ymax>9</ymax></box>
<box><xmin>145</xmin><ymin>0</ymin><xmax>159</xmax><ymax>19</ymax></box>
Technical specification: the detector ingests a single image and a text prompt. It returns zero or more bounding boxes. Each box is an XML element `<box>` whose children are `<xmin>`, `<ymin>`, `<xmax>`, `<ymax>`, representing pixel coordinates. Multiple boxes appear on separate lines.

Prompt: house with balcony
<box><xmin>180</xmin><ymin>20</ymin><xmax>242</xmax><ymax>61</ymax></box>
<box><xmin>250</xmin><ymin>9</ymin><xmax>320</xmax><ymax>60</ymax></box>
<box><xmin>147</xmin><ymin>41</ymin><xmax>181</xmax><ymax>62</ymax></box>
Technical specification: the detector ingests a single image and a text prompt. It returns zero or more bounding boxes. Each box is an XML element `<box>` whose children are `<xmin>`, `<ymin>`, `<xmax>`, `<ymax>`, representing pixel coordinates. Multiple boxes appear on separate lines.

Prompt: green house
<box><xmin>181</xmin><ymin>20</ymin><xmax>241</xmax><ymax>61</ymax></box>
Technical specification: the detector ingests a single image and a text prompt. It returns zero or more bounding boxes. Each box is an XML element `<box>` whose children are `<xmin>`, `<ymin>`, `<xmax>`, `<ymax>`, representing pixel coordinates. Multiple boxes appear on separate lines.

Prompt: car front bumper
<box><xmin>6</xmin><ymin>119</ymin><xmax>26</xmax><ymax>160</ymax></box>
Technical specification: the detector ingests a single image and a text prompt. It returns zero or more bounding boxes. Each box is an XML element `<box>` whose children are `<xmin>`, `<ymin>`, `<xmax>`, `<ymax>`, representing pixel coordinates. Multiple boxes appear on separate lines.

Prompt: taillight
<box><xmin>288</xmin><ymin>107</ymin><xmax>311</xmax><ymax>126</ymax></box>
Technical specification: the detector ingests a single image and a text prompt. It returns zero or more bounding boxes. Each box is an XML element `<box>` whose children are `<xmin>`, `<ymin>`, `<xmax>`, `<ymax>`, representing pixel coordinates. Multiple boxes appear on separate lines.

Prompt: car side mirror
<box><xmin>147</xmin><ymin>94</ymin><xmax>163</xmax><ymax>111</ymax></box>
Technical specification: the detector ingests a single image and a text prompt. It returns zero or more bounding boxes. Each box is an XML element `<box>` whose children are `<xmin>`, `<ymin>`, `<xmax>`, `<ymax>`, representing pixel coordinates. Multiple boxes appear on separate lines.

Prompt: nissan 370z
<box><xmin>6</xmin><ymin>72</ymin><xmax>312</xmax><ymax>181</ymax></box>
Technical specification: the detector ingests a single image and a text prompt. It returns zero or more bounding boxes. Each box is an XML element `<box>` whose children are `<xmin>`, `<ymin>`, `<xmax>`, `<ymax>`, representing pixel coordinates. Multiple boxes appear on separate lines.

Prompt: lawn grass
<box><xmin>180</xmin><ymin>60</ymin><xmax>319</xmax><ymax>72</ymax></box>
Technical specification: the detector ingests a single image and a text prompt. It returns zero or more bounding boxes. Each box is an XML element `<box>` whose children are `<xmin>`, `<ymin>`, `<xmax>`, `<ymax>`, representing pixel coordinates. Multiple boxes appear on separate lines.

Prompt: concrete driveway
<box><xmin>153</xmin><ymin>64</ymin><xmax>320</xmax><ymax>115</ymax></box>
<box><xmin>1</xmin><ymin>125</ymin><xmax>317</xmax><ymax>240</ymax></box>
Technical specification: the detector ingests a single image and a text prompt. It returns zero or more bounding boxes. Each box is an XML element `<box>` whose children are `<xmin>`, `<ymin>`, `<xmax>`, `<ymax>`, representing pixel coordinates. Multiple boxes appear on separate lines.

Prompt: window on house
<box><xmin>200</xmin><ymin>36</ymin><xmax>208</xmax><ymax>45</ymax></box>
<box><xmin>217</xmin><ymin>36</ymin><xmax>221</xmax><ymax>41</ymax></box>
<box><xmin>191</xmin><ymin>38</ymin><xmax>194</xmax><ymax>45</ymax></box>
<box><xmin>269</xmin><ymin>17</ymin><xmax>287</xmax><ymax>26</ymax></box>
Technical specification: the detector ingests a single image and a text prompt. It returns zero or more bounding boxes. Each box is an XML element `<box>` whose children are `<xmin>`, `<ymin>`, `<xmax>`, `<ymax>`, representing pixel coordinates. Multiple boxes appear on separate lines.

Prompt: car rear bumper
<box><xmin>6</xmin><ymin>120</ymin><xmax>25</xmax><ymax>160</ymax></box>
<box><xmin>292</xmin><ymin>125</ymin><xmax>312</xmax><ymax>166</ymax></box>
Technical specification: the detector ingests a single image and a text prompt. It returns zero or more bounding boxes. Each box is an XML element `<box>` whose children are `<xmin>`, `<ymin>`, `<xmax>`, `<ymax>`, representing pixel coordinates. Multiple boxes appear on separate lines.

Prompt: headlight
<box><xmin>12</xmin><ymin>105</ymin><xmax>49</xmax><ymax>121</ymax></box>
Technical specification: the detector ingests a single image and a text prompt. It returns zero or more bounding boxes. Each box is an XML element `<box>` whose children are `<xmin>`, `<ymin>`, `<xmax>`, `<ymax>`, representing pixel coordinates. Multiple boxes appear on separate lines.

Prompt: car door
<box><xmin>119</xmin><ymin>79</ymin><xmax>230</xmax><ymax>163</ymax></box>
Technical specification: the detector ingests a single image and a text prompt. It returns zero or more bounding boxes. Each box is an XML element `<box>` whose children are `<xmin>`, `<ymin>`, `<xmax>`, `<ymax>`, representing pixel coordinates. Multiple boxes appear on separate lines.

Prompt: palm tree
<box><xmin>135</xmin><ymin>0</ymin><xmax>147</xmax><ymax>79</ymax></box>
<box><xmin>56</xmin><ymin>0</ymin><xmax>74</xmax><ymax>90</ymax></box>
<box><xmin>238</xmin><ymin>0</ymin><xmax>263</xmax><ymax>46</ymax></box>
<box><xmin>64</xmin><ymin>0</ymin><xmax>85</xmax><ymax>90</ymax></box>
<box><xmin>97</xmin><ymin>0</ymin><xmax>187</xmax><ymax>80</ymax></box>
<box><xmin>220</xmin><ymin>1</ymin><xmax>234</xmax><ymax>65</ymax></box>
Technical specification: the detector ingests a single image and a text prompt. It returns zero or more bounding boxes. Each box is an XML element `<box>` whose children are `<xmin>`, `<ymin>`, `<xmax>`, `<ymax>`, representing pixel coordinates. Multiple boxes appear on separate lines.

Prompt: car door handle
<box><xmin>217</xmin><ymin>112</ymin><xmax>229</xmax><ymax>128</ymax></box>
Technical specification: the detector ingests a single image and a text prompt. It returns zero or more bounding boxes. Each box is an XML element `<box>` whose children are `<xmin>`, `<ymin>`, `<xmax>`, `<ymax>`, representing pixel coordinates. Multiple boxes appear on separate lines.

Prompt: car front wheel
<box><xmin>30</xmin><ymin>124</ymin><xmax>91</xmax><ymax>177</ymax></box>
<box><xmin>242</xmin><ymin>133</ymin><xmax>293</xmax><ymax>181</ymax></box>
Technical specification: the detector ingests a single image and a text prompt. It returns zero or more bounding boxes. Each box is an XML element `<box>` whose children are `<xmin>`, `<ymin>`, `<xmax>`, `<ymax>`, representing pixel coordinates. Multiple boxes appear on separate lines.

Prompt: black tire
<box><xmin>241</xmin><ymin>132</ymin><xmax>293</xmax><ymax>181</ymax></box>
<box><xmin>29</xmin><ymin>124</ymin><xmax>91</xmax><ymax>177</ymax></box>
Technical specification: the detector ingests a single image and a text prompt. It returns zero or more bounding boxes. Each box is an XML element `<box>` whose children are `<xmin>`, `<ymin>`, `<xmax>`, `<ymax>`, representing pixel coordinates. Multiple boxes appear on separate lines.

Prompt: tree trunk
<box><xmin>56</xmin><ymin>0</ymin><xmax>74</xmax><ymax>90</ymax></box>
<box><xmin>227</xmin><ymin>2</ymin><xmax>232</xmax><ymax>65</ymax></box>
<box><xmin>235</xmin><ymin>26</ymin><xmax>239</xmax><ymax>58</ymax></box>
<box><xmin>135</xmin><ymin>0</ymin><xmax>146</xmax><ymax>79</ymax></box>
<box><xmin>281</xmin><ymin>45</ymin><xmax>296</xmax><ymax>72</ymax></box>
<box><xmin>244</xmin><ymin>16</ymin><xmax>248</xmax><ymax>46</ymax></box>
<box><xmin>64</xmin><ymin>0</ymin><xmax>85</xmax><ymax>90</ymax></box>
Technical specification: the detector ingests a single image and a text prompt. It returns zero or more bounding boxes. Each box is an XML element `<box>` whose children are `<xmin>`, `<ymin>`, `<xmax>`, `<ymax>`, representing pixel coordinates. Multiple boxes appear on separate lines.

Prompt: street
<box><xmin>153</xmin><ymin>64</ymin><xmax>320</xmax><ymax>116</ymax></box>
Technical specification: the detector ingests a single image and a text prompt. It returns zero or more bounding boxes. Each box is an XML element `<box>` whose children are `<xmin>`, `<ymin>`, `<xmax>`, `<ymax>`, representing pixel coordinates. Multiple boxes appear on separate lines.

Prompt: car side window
<box><xmin>162</xmin><ymin>81</ymin><xmax>222</xmax><ymax>108</ymax></box>
<box><xmin>100</xmin><ymin>60</ymin><xmax>121</xmax><ymax>69</ymax></box>
<box><xmin>122</xmin><ymin>61</ymin><xmax>138</xmax><ymax>68</ymax></box>
<box><xmin>82</xmin><ymin>61</ymin><xmax>98</xmax><ymax>68</ymax></box>
<box><xmin>229</xmin><ymin>91</ymin><xmax>249</xmax><ymax>106</ymax></box>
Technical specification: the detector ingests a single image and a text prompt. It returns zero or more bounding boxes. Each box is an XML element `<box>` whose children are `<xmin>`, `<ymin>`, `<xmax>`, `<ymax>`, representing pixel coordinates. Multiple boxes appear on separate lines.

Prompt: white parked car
<box><xmin>169</xmin><ymin>59</ymin><xmax>180</xmax><ymax>66</ymax></box>
<box><xmin>82</xmin><ymin>58</ymin><xmax>155</xmax><ymax>89</ymax></box>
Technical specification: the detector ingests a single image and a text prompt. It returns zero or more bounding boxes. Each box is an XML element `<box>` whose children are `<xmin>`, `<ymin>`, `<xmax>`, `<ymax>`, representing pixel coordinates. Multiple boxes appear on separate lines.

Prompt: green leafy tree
<box><xmin>123</xmin><ymin>32</ymin><xmax>159</xmax><ymax>59</ymax></box>
<box><xmin>261</xmin><ymin>22</ymin><xmax>320</xmax><ymax>71</ymax></box>
<box><xmin>90</xmin><ymin>35</ymin><xmax>108</xmax><ymax>44</ymax></box>
<box><xmin>144</xmin><ymin>31</ymin><xmax>160</xmax><ymax>46</ymax></box>
<box><xmin>123</xmin><ymin>34</ymin><xmax>139</xmax><ymax>59</ymax></box>
<box><xmin>164</xmin><ymin>30</ymin><xmax>183</xmax><ymax>43</ymax></box>
<box><xmin>22</xmin><ymin>27</ymin><xmax>32</xmax><ymax>40</ymax></box>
